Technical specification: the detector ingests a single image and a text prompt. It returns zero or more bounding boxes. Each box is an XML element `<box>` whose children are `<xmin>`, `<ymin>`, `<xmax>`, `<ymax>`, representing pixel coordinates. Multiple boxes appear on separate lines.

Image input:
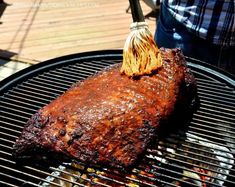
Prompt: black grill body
<box><xmin>0</xmin><ymin>50</ymin><xmax>235</xmax><ymax>187</ymax></box>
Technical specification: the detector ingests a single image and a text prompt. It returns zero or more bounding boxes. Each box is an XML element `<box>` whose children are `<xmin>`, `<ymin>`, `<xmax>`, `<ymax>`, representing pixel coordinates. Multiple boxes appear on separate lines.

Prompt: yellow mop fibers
<box><xmin>121</xmin><ymin>22</ymin><xmax>162</xmax><ymax>77</ymax></box>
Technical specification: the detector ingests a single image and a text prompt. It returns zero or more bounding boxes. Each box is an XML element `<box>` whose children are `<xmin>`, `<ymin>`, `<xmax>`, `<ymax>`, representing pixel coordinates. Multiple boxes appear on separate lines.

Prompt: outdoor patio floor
<box><xmin>0</xmin><ymin>0</ymin><xmax>156</xmax><ymax>80</ymax></box>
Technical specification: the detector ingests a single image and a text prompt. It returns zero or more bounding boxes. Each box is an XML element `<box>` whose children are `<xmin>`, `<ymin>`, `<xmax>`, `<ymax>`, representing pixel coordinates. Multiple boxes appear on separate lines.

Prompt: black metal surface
<box><xmin>0</xmin><ymin>50</ymin><xmax>235</xmax><ymax>187</ymax></box>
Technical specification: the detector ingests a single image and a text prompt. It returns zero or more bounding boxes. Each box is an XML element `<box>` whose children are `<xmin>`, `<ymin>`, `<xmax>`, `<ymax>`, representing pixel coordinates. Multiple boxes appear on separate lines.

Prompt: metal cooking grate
<box><xmin>0</xmin><ymin>50</ymin><xmax>235</xmax><ymax>187</ymax></box>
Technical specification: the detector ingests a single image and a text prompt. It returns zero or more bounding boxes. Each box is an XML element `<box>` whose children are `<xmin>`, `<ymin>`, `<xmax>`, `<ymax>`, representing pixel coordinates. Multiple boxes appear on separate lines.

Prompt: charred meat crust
<box><xmin>13</xmin><ymin>48</ymin><xmax>197</xmax><ymax>169</ymax></box>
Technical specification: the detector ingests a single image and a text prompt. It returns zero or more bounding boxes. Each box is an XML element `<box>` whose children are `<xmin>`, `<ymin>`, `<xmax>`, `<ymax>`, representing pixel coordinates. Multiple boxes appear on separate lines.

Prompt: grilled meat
<box><xmin>13</xmin><ymin>48</ymin><xmax>197</xmax><ymax>169</ymax></box>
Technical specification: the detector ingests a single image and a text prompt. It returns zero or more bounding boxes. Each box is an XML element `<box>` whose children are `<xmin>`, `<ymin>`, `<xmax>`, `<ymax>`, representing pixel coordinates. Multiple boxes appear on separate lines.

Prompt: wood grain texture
<box><xmin>0</xmin><ymin>0</ymin><xmax>156</xmax><ymax>64</ymax></box>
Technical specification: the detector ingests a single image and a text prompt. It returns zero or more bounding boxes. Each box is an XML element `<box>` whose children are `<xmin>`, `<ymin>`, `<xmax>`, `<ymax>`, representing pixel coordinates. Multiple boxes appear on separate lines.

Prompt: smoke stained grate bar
<box><xmin>0</xmin><ymin>50</ymin><xmax>235</xmax><ymax>187</ymax></box>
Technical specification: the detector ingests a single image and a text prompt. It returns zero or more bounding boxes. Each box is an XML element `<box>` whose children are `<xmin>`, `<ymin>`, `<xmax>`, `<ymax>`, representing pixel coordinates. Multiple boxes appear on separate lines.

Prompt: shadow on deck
<box><xmin>0</xmin><ymin>1</ymin><xmax>8</xmax><ymax>24</ymax></box>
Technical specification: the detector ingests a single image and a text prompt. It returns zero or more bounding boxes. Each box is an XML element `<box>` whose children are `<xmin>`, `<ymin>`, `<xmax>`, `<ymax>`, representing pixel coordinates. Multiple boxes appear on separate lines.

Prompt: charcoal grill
<box><xmin>0</xmin><ymin>50</ymin><xmax>235</xmax><ymax>187</ymax></box>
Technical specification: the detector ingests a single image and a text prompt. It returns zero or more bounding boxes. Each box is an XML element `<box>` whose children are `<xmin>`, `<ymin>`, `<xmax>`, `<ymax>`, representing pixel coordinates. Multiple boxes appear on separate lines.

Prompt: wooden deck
<box><xmin>0</xmin><ymin>0</ymin><xmax>156</xmax><ymax>80</ymax></box>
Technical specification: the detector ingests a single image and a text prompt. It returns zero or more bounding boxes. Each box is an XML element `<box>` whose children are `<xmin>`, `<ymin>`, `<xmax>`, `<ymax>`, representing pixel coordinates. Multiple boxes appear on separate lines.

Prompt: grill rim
<box><xmin>1</xmin><ymin>50</ymin><xmax>235</xmax><ymax>95</ymax></box>
<box><xmin>0</xmin><ymin>50</ymin><xmax>122</xmax><ymax>94</ymax></box>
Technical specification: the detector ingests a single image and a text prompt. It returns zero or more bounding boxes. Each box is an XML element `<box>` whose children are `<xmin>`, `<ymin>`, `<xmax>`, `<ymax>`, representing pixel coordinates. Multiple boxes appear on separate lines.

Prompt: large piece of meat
<box><xmin>13</xmin><ymin>48</ymin><xmax>197</xmax><ymax>169</ymax></box>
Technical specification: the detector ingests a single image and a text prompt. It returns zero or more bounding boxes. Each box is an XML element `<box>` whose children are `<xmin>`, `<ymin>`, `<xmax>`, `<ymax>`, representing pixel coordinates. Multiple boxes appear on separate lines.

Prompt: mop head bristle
<box><xmin>121</xmin><ymin>22</ymin><xmax>162</xmax><ymax>77</ymax></box>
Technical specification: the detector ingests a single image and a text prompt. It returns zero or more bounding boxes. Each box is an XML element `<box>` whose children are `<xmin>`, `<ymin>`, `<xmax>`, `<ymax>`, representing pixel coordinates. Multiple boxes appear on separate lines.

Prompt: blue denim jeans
<box><xmin>154</xmin><ymin>4</ymin><xmax>235</xmax><ymax>75</ymax></box>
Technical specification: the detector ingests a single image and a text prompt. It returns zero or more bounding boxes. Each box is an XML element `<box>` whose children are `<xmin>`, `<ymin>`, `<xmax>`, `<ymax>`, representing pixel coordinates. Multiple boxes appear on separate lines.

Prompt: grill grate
<box><xmin>0</xmin><ymin>50</ymin><xmax>235</xmax><ymax>187</ymax></box>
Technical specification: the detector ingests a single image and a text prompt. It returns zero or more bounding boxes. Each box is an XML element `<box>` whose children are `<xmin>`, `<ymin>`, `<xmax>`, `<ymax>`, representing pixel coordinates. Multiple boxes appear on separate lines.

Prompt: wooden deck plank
<box><xmin>0</xmin><ymin>0</ymin><xmax>156</xmax><ymax>63</ymax></box>
<box><xmin>0</xmin><ymin>21</ymin><xmax>134</xmax><ymax>45</ymax></box>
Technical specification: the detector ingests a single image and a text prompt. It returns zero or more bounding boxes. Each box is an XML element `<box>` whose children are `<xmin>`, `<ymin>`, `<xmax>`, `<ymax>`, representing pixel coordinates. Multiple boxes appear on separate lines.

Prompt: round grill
<box><xmin>0</xmin><ymin>50</ymin><xmax>235</xmax><ymax>187</ymax></box>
